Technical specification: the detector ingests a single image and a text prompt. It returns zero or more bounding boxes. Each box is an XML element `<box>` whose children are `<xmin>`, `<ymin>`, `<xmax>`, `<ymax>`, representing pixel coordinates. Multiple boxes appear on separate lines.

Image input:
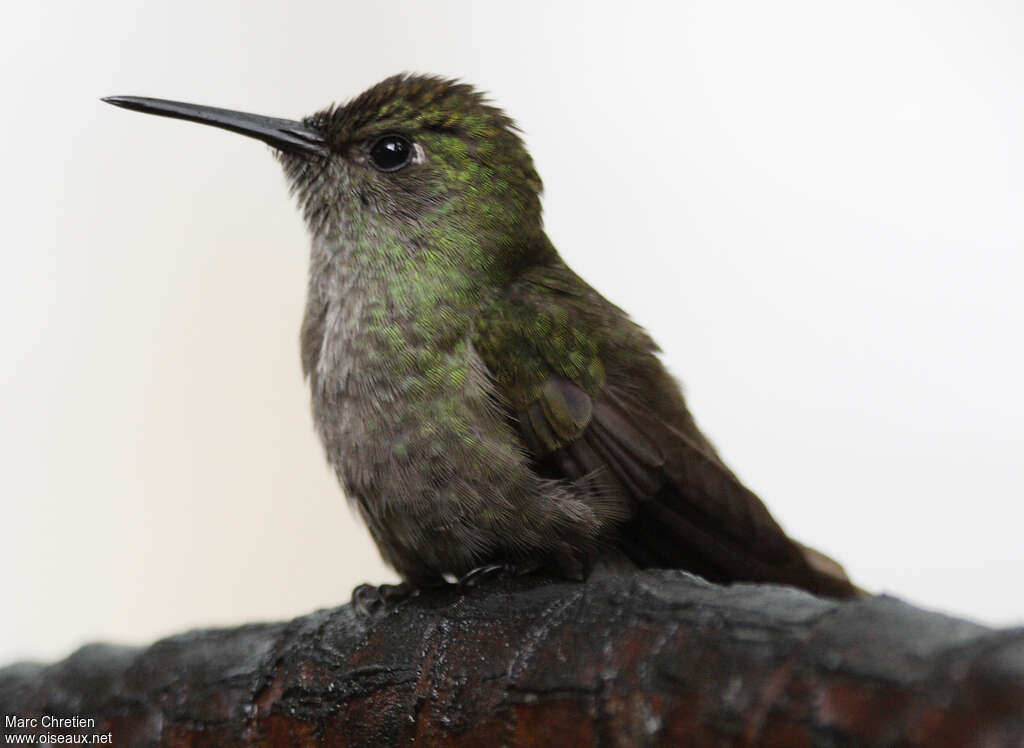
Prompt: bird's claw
<box><xmin>351</xmin><ymin>582</ymin><xmax>414</xmax><ymax>617</ymax></box>
<box><xmin>457</xmin><ymin>562</ymin><xmax>536</xmax><ymax>588</ymax></box>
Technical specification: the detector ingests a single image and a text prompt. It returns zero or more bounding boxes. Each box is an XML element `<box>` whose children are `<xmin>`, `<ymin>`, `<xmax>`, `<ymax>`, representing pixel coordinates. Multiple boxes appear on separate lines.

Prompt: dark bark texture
<box><xmin>1</xmin><ymin>571</ymin><xmax>1022</xmax><ymax>746</ymax></box>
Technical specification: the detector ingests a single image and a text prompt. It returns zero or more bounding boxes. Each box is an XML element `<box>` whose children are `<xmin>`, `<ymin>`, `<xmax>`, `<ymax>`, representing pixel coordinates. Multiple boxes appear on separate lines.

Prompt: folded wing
<box><xmin>474</xmin><ymin>261</ymin><xmax>859</xmax><ymax>599</ymax></box>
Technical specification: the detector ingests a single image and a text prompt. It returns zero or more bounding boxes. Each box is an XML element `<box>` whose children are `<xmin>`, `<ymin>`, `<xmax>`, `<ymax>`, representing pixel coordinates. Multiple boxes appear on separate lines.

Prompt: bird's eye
<box><xmin>368</xmin><ymin>134</ymin><xmax>413</xmax><ymax>172</ymax></box>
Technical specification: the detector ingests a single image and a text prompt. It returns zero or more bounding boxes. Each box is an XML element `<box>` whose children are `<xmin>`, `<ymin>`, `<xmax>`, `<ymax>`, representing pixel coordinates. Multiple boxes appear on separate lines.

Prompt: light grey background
<box><xmin>2</xmin><ymin>1</ymin><xmax>1022</xmax><ymax>663</ymax></box>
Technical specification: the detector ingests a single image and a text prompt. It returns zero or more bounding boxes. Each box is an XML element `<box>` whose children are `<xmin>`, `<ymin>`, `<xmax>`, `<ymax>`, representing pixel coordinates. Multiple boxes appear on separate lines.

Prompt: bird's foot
<box><xmin>351</xmin><ymin>582</ymin><xmax>415</xmax><ymax>617</ymax></box>
<box><xmin>456</xmin><ymin>561</ymin><xmax>540</xmax><ymax>588</ymax></box>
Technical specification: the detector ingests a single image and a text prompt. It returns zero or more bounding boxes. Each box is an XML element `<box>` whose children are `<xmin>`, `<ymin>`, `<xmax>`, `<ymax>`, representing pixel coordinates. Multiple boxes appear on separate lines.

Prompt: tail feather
<box><xmin>597</xmin><ymin>389</ymin><xmax>861</xmax><ymax>599</ymax></box>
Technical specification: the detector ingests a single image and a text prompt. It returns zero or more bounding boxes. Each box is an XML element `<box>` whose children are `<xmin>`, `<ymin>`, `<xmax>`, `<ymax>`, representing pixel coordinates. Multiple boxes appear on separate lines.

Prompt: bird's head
<box><xmin>105</xmin><ymin>75</ymin><xmax>545</xmax><ymax>266</ymax></box>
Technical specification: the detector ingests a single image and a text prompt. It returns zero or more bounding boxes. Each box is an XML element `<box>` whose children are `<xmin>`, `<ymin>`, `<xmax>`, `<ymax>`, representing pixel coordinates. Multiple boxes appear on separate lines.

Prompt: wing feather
<box><xmin>474</xmin><ymin>262</ymin><xmax>860</xmax><ymax>598</ymax></box>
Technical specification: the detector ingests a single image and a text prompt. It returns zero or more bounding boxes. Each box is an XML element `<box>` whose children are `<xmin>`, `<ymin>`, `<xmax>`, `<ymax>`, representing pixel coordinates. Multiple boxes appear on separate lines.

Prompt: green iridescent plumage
<box><xmin>105</xmin><ymin>75</ymin><xmax>860</xmax><ymax>599</ymax></box>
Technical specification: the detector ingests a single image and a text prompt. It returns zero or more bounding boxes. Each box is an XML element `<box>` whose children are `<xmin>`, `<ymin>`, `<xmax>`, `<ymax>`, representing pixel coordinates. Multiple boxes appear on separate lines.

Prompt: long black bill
<box><xmin>102</xmin><ymin>96</ymin><xmax>327</xmax><ymax>157</ymax></box>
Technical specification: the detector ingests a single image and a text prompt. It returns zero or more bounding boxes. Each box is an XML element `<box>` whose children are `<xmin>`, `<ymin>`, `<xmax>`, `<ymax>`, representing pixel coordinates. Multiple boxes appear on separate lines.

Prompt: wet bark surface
<box><xmin>1</xmin><ymin>571</ymin><xmax>1022</xmax><ymax>746</ymax></box>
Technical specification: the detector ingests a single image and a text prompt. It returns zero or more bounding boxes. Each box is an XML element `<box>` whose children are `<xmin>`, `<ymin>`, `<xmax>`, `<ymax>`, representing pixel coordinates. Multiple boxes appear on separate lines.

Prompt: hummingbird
<box><xmin>103</xmin><ymin>74</ymin><xmax>860</xmax><ymax>600</ymax></box>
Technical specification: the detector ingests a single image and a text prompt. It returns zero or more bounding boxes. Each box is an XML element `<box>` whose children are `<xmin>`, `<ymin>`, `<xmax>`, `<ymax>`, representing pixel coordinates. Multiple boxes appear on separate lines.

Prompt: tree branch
<box><xmin>1</xmin><ymin>571</ymin><xmax>1022</xmax><ymax>745</ymax></box>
